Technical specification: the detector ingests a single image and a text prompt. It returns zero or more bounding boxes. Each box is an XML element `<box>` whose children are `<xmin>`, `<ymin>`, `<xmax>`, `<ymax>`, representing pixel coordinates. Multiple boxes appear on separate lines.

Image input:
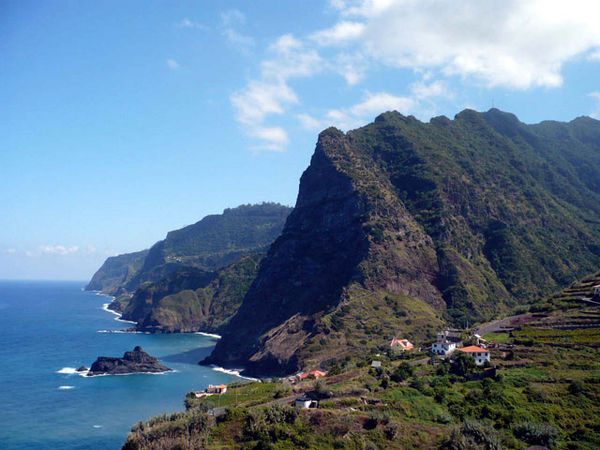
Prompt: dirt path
<box><xmin>474</xmin><ymin>313</ymin><xmax>533</xmax><ymax>336</ymax></box>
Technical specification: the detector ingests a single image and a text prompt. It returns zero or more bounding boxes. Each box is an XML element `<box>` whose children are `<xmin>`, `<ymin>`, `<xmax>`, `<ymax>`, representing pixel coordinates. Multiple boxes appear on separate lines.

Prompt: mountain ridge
<box><xmin>86</xmin><ymin>203</ymin><xmax>291</xmax><ymax>296</ymax></box>
<box><xmin>205</xmin><ymin>108</ymin><xmax>600</xmax><ymax>376</ymax></box>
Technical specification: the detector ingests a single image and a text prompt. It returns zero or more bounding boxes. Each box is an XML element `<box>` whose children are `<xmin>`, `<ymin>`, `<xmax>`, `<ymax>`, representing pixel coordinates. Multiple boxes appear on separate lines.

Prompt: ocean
<box><xmin>0</xmin><ymin>280</ymin><xmax>240</xmax><ymax>449</ymax></box>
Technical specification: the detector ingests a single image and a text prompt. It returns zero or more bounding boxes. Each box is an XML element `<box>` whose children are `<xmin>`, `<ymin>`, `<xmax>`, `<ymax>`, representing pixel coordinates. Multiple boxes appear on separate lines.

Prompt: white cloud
<box><xmin>318</xmin><ymin>0</ymin><xmax>600</xmax><ymax>89</ymax></box>
<box><xmin>176</xmin><ymin>18</ymin><xmax>207</xmax><ymax>30</ymax></box>
<box><xmin>231</xmin><ymin>35</ymin><xmax>323</xmax><ymax>151</ymax></box>
<box><xmin>221</xmin><ymin>9</ymin><xmax>246</xmax><ymax>26</ymax></box>
<box><xmin>310</xmin><ymin>21</ymin><xmax>365</xmax><ymax>46</ymax></box>
<box><xmin>166</xmin><ymin>59</ymin><xmax>180</xmax><ymax>70</ymax></box>
<box><xmin>410</xmin><ymin>79</ymin><xmax>451</xmax><ymax>100</ymax></box>
<box><xmin>39</xmin><ymin>245</ymin><xmax>80</xmax><ymax>256</ymax></box>
<box><xmin>589</xmin><ymin>49</ymin><xmax>600</xmax><ymax>61</ymax></box>
<box><xmin>3</xmin><ymin>248</ymin><xmax>16</xmax><ymax>255</ymax></box>
<box><xmin>299</xmin><ymin>91</ymin><xmax>416</xmax><ymax>131</ymax></box>
<box><xmin>221</xmin><ymin>9</ymin><xmax>255</xmax><ymax>53</ymax></box>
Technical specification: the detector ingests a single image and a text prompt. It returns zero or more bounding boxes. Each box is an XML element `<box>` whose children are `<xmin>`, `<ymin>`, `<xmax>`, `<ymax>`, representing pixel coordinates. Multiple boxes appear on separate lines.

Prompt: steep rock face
<box><xmin>85</xmin><ymin>250</ymin><xmax>148</xmax><ymax>295</ymax></box>
<box><xmin>205</xmin><ymin>128</ymin><xmax>445</xmax><ymax>375</ymax></box>
<box><xmin>207</xmin><ymin>110</ymin><xmax>600</xmax><ymax>376</ymax></box>
<box><xmin>87</xmin><ymin>346</ymin><xmax>170</xmax><ymax>376</ymax></box>
<box><xmin>124</xmin><ymin>203</ymin><xmax>291</xmax><ymax>292</ymax></box>
<box><xmin>87</xmin><ymin>203</ymin><xmax>291</xmax><ymax>296</ymax></box>
<box><xmin>124</xmin><ymin>254</ymin><xmax>263</xmax><ymax>333</ymax></box>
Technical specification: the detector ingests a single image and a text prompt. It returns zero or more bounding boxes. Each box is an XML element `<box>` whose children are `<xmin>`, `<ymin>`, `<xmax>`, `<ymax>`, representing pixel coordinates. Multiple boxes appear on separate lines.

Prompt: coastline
<box><xmin>94</xmin><ymin>291</ymin><xmax>256</xmax><ymax>383</ymax></box>
<box><xmin>101</xmin><ymin>302</ymin><xmax>137</xmax><ymax>324</ymax></box>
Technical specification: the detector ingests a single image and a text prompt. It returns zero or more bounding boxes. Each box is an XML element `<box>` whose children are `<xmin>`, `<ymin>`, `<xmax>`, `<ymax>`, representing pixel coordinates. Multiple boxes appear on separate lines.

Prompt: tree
<box><xmin>390</xmin><ymin>362</ymin><xmax>414</xmax><ymax>382</ymax></box>
<box><xmin>450</xmin><ymin>353</ymin><xmax>477</xmax><ymax>377</ymax></box>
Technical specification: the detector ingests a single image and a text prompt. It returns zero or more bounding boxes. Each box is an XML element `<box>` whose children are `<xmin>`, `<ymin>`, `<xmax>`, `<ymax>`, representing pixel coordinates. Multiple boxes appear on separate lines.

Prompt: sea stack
<box><xmin>87</xmin><ymin>346</ymin><xmax>171</xmax><ymax>376</ymax></box>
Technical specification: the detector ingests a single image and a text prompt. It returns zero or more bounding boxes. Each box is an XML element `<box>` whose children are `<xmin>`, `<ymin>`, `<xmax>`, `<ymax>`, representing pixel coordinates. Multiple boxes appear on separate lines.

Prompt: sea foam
<box><xmin>58</xmin><ymin>385</ymin><xmax>75</xmax><ymax>390</ymax></box>
<box><xmin>209</xmin><ymin>365</ymin><xmax>257</xmax><ymax>381</ymax></box>
<box><xmin>101</xmin><ymin>303</ymin><xmax>137</xmax><ymax>324</ymax></box>
<box><xmin>195</xmin><ymin>331</ymin><xmax>222</xmax><ymax>339</ymax></box>
<box><xmin>57</xmin><ymin>367</ymin><xmax>89</xmax><ymax>377</ymax></box>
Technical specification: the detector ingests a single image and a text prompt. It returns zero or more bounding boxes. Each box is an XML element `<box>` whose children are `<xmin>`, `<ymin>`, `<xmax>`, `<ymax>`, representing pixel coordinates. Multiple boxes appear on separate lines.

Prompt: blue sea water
<box><xmin>0</xmin><ymin>280</ymin><xmax>239</xmax><ymax>449</ymax></box>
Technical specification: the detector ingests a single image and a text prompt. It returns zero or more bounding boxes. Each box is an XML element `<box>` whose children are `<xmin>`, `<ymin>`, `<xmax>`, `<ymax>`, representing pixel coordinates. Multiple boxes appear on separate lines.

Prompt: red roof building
<box><xmin>458</xmin><ymin>346</ymin><xmax>490</xmax><ymax>366</ymax></box>
<box><xmin>390</xmin><ymin>338</ymin><xmax>414</xmax><ymax>351</ymax></box>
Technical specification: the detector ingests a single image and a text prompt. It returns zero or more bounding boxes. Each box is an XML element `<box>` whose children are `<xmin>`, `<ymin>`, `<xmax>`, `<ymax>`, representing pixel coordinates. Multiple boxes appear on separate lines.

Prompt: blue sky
<box><xmin>2</xmin><ymin>0</ymin><xmax>600</xmax><ymax>280</ymax></box>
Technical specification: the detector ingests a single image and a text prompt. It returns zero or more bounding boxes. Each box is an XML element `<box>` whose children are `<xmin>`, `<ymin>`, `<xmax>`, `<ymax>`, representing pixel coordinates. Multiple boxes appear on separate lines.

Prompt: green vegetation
<box><xmin>125</xmin><ymin>303</ymin><xmax>600</xmax><ymax>449</ymax></box>
<box><xmin>87</xmin><ymin>203</ymin><xmax>291</xmax><ymax>296</ymax></box>
<box><xmin>126</xmin><ymin>254</ymin><xmax>263</xmax><ymax>333</ymax></box>
<box><xmin>125</xmin><ymin>203</ymin><xmax>291</xmax><ymax>292</ymax></box>
<box><xmin>85</xmin><ymin>249</ymin><xmax>148</xmax><ymax>295</ymax></box>
<box><xmin>210</xmin><ymin>110</ymin><xmax>600</xmax><ymax>376</ymax></box>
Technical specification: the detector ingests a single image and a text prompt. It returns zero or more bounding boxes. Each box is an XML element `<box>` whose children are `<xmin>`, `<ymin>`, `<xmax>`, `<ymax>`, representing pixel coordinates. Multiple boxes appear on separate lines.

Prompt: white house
<box><xmin>458</xmin><ymin>346</ymin><xmax>491</xmax><ymax>366</ymax></box>
<box><xmin>431</xmin><ymin>330</ymin><xmax>461</xmax><ymax>356</ymax></box>
<box><xmin>294</xmin><ymin>395</ymin><xmax>319</xmax><ymax>409</ymax></box>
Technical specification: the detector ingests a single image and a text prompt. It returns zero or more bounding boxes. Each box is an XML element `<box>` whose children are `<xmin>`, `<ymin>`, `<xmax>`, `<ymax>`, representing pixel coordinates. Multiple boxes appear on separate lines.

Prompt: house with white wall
<box><xmin>458</xmin><ymin>346</ymin><xmax>491</xmax><ymax>366</ymax></box>
<box><xmin>431</xmin><ymin>330</ymin><xmax>461</xmax><ymax>356</ymax></box>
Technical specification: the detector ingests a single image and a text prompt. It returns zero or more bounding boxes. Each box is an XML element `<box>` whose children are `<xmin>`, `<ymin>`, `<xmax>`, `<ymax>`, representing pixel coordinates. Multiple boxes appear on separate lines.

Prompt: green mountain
<box><xmin>85</xmin><ymin>250</ymin><xmax>148</xmax><ymax>295</ymax></box>
<box><xmin>205</xmin><ymin>109</ymin><xmax>600</xmax><ymax>376</ymax></box>
<box><xmin>86</xmin><ymin>203</ymin><xmax>291</xmax><ymax>296</ymax></box>
<box><xmin>120</xmin><ymin>254</ymin><xmax>263</xmax><ymax>333</ymax></box>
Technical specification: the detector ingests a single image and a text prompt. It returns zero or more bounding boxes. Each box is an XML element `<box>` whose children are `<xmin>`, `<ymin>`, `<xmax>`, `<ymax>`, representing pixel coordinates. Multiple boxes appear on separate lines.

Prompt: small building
<box><xmin>458</xmin><ymin>346</ymin><xmax>491</xmax><ymax>366</ymax></box>
<box><xmin>206</xmin><ymin>384</ymin><xmax>227</xmax><ymax>394</ymax></box>
<box><xmin>294</xmin><ymin>395</ymin><xmax>319</xmax><ymax>409</ymax></box>
<box><xmin>371</xmin><ymin>360</ymin><xmax>382</xmax><ymax>368</ymax></box>
<box><xmin>593</xmin><ymin>285</ymin><xmax>600</xmax><ymax>297</ymax></box>
<box><xmin>390</xmin><ymin>338</ymin><xmax>414</xmax><ymax>352</ymax></box>
<box><xmin>296</xmin><ymin>370</ymin><xmax>327</xmax><ymax>381</ymax></box>
<box><xmin>431</xmin><ymin>330</ymin><xmax>462</xmax><ymax>356</ymax></box>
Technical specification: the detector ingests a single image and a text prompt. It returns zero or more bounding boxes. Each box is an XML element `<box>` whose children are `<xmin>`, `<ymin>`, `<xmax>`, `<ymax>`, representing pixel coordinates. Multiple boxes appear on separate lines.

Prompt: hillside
<box><xmin>206</xmin><ymin>109</ymin><xmax>600</xmax><ymax>377</ymax></box>
<box><xmin>120</xmin><ymin>254</ymin><xmax>263</xmax><ymax>333</ymax></box>
<box><xmin>86</xmin><ymin>203</ymin><xmax>291</xmax><ymax>296</ymax></box>
<box><xmin>124</xmin><ymin>294</ymin><xmax>600</xmax><ymax>449</ymax></box>
<box><xmin>85</xmin><ymin>250</ymin><xmax>148</xmax><ymax>295</ymax></box>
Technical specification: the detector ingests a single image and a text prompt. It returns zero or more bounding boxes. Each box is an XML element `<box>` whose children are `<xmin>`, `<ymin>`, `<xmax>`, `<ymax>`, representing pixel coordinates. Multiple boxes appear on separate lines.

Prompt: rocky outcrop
<box><xmin>87</xmin><ymin>346</ymin><xmax>170</xmax><ymax>376</ymax></box>
<box><xmin>206</xmin><ymin>110</ymin><xmax>600</xmax><ymax>376</ymax></box>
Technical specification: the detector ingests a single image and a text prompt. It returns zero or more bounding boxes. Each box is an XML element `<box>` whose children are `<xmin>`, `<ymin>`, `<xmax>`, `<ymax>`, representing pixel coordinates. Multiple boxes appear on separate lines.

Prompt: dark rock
<box><xmin>76</xmin><ymin>366</ymin><xmax>88</xmax><ymax>372</ymax></box>
<box><xmin>87</xmin><ymin>347</ymin><xmax>171</xmax><ymax>376</ymax></box>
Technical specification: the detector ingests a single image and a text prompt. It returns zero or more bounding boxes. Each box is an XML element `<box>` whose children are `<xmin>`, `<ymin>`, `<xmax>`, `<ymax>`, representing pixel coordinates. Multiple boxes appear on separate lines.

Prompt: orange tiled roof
<box><xmin>458</xmin><ymin>346</ymin><xmax>488</xmax><ymax>353</ymax></box>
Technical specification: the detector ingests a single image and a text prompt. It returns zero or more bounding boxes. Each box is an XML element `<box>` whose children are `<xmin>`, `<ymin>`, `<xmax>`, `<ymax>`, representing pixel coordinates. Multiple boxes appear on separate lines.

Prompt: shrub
<box><xmin>390</xmin><ymin>362</ymin><xmax>414</xmax><ymax>382</ymax></box>
<box><xmin>273</xmin><ymin>385</ymin><xmax>291</xmax><ymax>399</ymax></box>
<box><xmin>513</xmin><ymin>422</ymin><xmax>559</xmax><ymax>448</ymax></box>
<box><xmin>568</xmin><ymin>380</ymin><xmax>585</xmax><ymax>395</ymax></box>
<box><xmin>442</xmin><ymin>419</ymin><xmax>502</xmax><ymax>450</ymax></box>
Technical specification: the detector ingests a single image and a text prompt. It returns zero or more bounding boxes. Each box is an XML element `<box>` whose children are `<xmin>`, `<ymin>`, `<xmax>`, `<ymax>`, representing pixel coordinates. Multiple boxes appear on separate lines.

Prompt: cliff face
<box><xmin>206</xmin><ymin>109</ymin><xmax>600</xmax><ymax>376</ymax></box>
<box><xmin>87</xmin><ymin>203</ymin><xmax>291</xmax><ymax>296</ymax></box>
<box><xmin>122</xmin><ymin>254</ymin><xmax>263</xmax><ymax>333</ymax></box>
<box><xmin>85</xmin><ymin>250</ymin><xmax>148</xmax><ymax>295</ymax></box>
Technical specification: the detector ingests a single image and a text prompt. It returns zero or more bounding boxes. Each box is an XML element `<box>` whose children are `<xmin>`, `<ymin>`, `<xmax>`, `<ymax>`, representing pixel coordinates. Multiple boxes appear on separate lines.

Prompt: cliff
<box><xmin>86</xmin><ymin>203</ymin><xmax>291</xmax><ymax>296</ymax></box>
<box><xmin>205</xmin><ymin>109</ymin><xmax>600</xmax><ymax>376</ymax></box>
<box><xmin>85</xmin><ymin>250</ymin><xmax>148</xmax><ymax>295</ymax></box>
<box><xmin>121</xmin><ymin>254</ymin><xmax>263</xmax><ymax>333</ymax></box>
